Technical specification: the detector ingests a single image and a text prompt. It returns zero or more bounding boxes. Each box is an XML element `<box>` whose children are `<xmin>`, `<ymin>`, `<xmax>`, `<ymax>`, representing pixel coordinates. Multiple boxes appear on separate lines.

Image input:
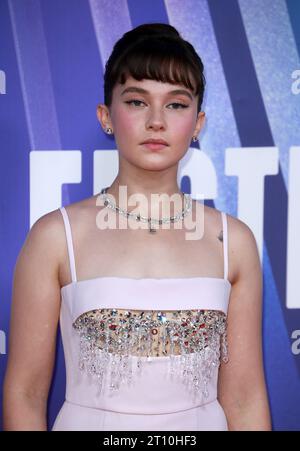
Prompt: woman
<box><xmin>3</xmin><ymin>23</ymin><xmax>271</xmax><ymax>431</ymax></box>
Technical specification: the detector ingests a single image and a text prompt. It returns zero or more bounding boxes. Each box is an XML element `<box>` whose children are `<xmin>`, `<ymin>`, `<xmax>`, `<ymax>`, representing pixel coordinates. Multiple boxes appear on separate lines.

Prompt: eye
<box><xmin>124</xmin><ymin>100</ymin><xmax>145</xmax><ymax>107</ymax></box>
<box><xmin>168</xmin><ymin>103</ymin><xmax>189</xmax><ymax>109</ymax></box>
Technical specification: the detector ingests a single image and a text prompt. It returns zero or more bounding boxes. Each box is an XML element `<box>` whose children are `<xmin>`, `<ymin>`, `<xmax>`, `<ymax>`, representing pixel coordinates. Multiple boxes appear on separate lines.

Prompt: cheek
<box><xmin>112</xmin><ymin>108</ymin><xmax>140</xmax><ymax>136</ymax></box>
<box><xmin>170</xmin><ymin>114</ymin><xmax>195</xmax><ymax>140</ymax></box>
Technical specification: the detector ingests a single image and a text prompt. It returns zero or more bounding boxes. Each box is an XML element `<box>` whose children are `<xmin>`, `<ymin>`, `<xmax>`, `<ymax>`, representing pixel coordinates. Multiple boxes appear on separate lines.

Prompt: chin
<box><xmin>140</xmin><ymin>158</ymin><xmax>177</xmax><ymax>171</ymax></box>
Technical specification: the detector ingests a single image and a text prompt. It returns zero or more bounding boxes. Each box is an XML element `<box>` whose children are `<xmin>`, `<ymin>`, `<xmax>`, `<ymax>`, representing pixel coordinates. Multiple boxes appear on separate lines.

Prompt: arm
<box><xmin>3</xmin><ymin>210</ymin><xmax>64</xmax><ymax>431</ymax></box>
<box><xmin>217</xmin><ymin>216</ymin><xmax>272</xmax><ymax>431</ymax></box>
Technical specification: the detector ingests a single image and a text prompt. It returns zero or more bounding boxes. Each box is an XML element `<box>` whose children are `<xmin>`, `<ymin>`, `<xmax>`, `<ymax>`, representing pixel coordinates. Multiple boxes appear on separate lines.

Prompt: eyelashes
<box><xmin>124</xmin><ymin>100</ymin><xmax>189</xmax><ymax>109</ymax></box>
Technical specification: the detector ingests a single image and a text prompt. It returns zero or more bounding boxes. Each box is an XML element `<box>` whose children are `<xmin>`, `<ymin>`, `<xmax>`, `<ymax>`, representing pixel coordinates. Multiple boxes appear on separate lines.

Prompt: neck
<box><xmin>104</xmin><ymin>179</ymin><xmax>185</xmax><ymax>219</ymax></box>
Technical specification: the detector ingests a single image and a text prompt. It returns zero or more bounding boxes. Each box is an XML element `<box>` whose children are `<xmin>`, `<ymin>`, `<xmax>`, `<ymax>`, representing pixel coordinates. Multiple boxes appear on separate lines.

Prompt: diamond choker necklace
<box><xmin>99</xmin><ymin>186</ymin><xmax>192</xmax><ymax>233</ymax></box>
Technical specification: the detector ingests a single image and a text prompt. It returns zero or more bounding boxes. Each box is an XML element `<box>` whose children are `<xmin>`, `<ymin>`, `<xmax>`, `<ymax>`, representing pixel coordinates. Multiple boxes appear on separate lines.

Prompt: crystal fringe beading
<box><xmin>72</xmin><ymin>308</ymin><xmax>229</xmax><ymax>400</ymax></box>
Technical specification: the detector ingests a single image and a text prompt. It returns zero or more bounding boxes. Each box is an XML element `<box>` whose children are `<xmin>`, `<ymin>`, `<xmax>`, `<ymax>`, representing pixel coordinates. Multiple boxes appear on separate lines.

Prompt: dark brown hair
<box><xmin>103</xmin><ymin>23</ymin><xmax>206</xmax><ymax>113</ymax></box>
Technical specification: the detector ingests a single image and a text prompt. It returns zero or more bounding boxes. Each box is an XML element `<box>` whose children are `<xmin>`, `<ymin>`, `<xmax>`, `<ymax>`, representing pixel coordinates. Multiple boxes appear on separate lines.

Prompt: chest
<box><xmin>59</xmin><ymin>205</ymin><xmax>225</xmax><ymax>285</ymax></box>
<box><xmin>77</xmin><ymin>224</ymin><xmax>222</xmax><ymax>279</ymax></box>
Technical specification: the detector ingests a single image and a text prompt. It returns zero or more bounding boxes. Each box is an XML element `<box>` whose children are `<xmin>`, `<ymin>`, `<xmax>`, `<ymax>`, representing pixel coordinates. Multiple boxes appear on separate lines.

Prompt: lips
<box><xmin>141</xmin><ymin>142</ymin><xmax>169</xmax><ymax>151</ymax></box>
<box><xmin>141</xmin><ymin>138</ymin><xmax>169</xmax><ymax>145</ymax></box>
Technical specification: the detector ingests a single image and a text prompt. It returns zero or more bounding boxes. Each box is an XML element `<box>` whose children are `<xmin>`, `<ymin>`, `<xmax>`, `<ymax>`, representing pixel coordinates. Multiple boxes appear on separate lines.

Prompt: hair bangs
<box><xmin>118</xmin><ymin>41</ymin><xmax>198</xmax><ymax>96</ymax></box>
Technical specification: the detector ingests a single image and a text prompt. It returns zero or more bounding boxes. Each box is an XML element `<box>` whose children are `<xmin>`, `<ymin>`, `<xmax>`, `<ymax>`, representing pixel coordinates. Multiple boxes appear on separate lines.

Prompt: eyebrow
<box><xmin>121</xmin><ymin>86</ymin><xmax>194</xmax><ymax>101</ymax></box>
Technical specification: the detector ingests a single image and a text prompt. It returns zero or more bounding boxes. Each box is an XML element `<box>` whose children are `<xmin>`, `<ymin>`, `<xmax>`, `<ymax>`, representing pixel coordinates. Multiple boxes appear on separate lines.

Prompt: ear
<box><xmin>96</xmin><ymin>103</ymin><xmax>113</xmax><ymax>131</ymax></box>
<box><xmin>193</xmin><ymin>111</ymin><xmax>206</xmax><ymax>138</ymax></box>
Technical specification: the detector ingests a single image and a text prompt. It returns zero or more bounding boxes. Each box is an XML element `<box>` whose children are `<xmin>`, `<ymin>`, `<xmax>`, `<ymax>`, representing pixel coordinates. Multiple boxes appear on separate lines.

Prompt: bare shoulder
<box><xmin>59</xmin><ymin>193</ymin><xmax>102</xmax><ymax>226</ymax></box>
<box><xmin>35</xmin><ymin>194</ymin><xmax>100</xmax><ymax>260</ymax></box>
<box><xmin>30</xmin><ymin>207</ymin><xmax>64</xmax><ymax>235</ymax></box>
<box><xmin>21</xmin><ymin>192</ymin><xmax>97</xmax><ymax>262</ymax></box>
<box><xmin>14</xmin><ymin>208</ymin><xmax>67</xmax><ymax>286</ymax></box>
<box><xmin>13</xmin><ymin>194</ymin><xmax>101</xmax><ymax>294</ymax></box>
<box><xmin>28</xmin><ymin>207</ymin><xmax>67</xmax><ymax>254</ymax></box>
<box><xmin>199</xmin><ymin>203</ymin><xmax>259</xmax><ymax>284</ymax></box>
<box><xmin>199</xmin><ymin>202</ymin><xmax>252</xmax><ymax>237</ymax></box>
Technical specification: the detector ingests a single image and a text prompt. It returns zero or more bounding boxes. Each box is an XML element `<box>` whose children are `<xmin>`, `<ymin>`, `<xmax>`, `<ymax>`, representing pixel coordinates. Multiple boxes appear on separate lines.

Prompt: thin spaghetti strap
<box><xmin>59</xmin><ymin>207</ymin><xmax>77</xmax><ymax>283</ymax></box>
<box><xmin>221</xmin><ymin>211</ymin><xmax>229</xmax><ymax>281</ymax></box>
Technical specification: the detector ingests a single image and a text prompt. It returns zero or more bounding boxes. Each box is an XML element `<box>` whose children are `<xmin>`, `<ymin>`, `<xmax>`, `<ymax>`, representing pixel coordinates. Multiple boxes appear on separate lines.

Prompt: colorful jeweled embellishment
<box><xmin>72</xmin><ymin>308</ymin><xmax>228</xmax><ymax>399</ymax></box>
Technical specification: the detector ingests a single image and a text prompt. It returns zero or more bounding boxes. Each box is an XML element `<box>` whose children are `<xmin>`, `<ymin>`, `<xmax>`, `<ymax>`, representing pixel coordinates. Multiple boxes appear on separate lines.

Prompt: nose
<box><xmin>145</xmin><ymin>108</ymin><xmax>166</xmax><ymax>131</ymax></box>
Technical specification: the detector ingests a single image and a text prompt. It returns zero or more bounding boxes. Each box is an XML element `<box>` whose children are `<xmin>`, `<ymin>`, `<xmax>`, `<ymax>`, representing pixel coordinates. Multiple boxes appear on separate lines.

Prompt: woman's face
<box><xmin>98</xmin><ymin>75</ymin><xmax>205</xmax><ymax>170</ymax></box>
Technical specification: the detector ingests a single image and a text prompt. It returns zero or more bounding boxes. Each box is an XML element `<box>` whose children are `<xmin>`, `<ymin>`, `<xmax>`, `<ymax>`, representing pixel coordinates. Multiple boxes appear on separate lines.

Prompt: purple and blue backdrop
<box><xmin>0</xmin><ymin>0</ymin><xmax>300</xmax><ymax>431</ymax></box>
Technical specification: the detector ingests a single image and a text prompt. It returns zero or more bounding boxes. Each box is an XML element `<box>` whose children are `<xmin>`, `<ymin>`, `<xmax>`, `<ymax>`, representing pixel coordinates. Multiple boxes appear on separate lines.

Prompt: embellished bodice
<box><xmin>72</xmin><ymin>306</ymin><xmax>229</xmax><ymax>400</ymax></box>
<box><xmin>73</xmin><ymin>307</ymin><xmax>228</xmax><ymax>358</ymax></box>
